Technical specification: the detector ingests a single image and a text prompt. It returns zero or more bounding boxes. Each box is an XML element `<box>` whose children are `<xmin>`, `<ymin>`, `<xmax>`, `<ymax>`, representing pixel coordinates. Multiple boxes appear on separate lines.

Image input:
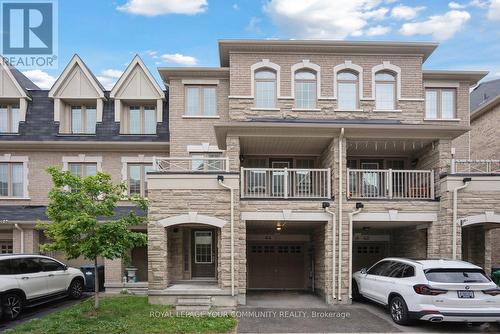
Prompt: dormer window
<box><xmin>375</xmin><ymin>71</ymin><xmax>397</xmax><ymax>110</ymax></box>
<box><xmin>127</xmin><ymin>105</ymin><xmax>156</xmax><ymax>134</ymax></box>
<box><xmin>0</xmin><ymin>104</ymin><xmax>20</xmax><ymax>133</ymax></box>
<box><xmin>254</xmin><ymin>69</ymin><xmax>277</xmax><ymax>108</ymax></box>
<box><xmin>71</xmin><ymin>105</ymin><xmax>96</xmax><ymax>134</ymax></box>
<box><xmin>294</xmin><ymin>70</ymin><xmax>317</xmax><ymax>109</ymax></box>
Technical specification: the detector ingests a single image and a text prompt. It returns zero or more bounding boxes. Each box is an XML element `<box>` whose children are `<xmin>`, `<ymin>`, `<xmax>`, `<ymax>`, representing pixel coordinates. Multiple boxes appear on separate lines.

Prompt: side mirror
<box><xmin>63</xmin><ymin>265</ymin><xmax>68</xmax><ymax>271</ymax></box>
<box><xmin>360</xmin><ymin>268</ymin><xmax>367</xmax><ymax>275</ymax></box>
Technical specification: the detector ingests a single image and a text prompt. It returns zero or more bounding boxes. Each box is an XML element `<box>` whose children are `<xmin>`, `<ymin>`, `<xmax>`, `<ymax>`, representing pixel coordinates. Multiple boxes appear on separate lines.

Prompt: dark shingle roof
<box><xmin>470</xmin><ymin>78</ymin><xmax>500</xmax><ymax>112</ymax></box>
<box><xmin>0</xmin><ymin>205</ymin><xmax>147</xmax><ymax>222</ymax></box>
<box><xmin>9</xmin><ymin>66</ymin><xmax>40</xmax><ymax>91</ymax></box>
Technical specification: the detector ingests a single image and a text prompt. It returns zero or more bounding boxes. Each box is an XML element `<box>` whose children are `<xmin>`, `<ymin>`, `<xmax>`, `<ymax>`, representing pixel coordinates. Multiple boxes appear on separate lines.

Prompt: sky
<box><xmin>20</xmin><ymin>0</ymin><xmax>500</xmax><ymax>90</ymax></box>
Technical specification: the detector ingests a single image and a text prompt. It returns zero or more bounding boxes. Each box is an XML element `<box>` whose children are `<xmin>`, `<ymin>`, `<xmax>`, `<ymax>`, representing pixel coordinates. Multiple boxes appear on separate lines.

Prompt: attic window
<box><xmin>71</xmin><ymin>105</ymin><xmax>96</xmax><ymax>134</ymax></box>
<box><xmin>0</xmin><ymin>105</ymin><xmax>20</xmax><ymax>133</ymax></box>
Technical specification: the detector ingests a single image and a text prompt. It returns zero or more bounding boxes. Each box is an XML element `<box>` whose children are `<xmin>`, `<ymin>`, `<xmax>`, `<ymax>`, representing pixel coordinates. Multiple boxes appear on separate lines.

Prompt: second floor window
<box><xmin>295</xmin><ymin>70</ymin><xmax>317</xmax><ymax>109</ymax></box>
<box><xmin>71</xmin><ymin>106</ymin><xmax>96</xmax><ymax>134</ymax></box>
<box><xmin>425</xmin><ymin>89</ymin><xmax>456</xmax><ymax>119</ymax></box>
<box><xmin>0</xmin><ymin>105</ymin><xmax>20</xmax><ymax>133</ymax></box>
<box><xmin>128</xmin><ymin>164</ymin><xmax>153</xmax><ymax>197</ymax></box>
<box><xmin>0</xmin><ymin>162</ymin><xmax>24</xmax><ymax>197</ymax></box>
<box><xmin>68</xmin><ymin>163</ymin><xmax>97</xmax><ymax>177</ymax></box>
<box><xmin>186</xmin><ymin>86</ymin><xmax>217</xmax><ymax>116</ymax></box>
<box><xmin>255</xmin><ymin>69</ymin><xmax>277</xmax><ymax>108</ymax></box>
<box><xmin>375</xmin><ymin>71</ymin><xmax>396</xmax><ymax>110</ymax></box>
<box><xmin>337</xmin><ymin>71</ymin><xmax>359</xmax><ymax>110</ymax></box>
<box><xmin>128</xmin><ymin>106</ymin><xmax>156</xmax><ymax>134</ymax></box>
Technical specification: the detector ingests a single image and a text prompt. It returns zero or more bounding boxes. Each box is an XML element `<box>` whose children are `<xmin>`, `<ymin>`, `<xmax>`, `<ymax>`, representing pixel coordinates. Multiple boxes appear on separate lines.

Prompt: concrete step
<box><xmin>175</xmin><ymin>305</ymin><xmax>211</xmax><ymax>312</ymax></box>
<box><xmin>177</xmin><ymin>297</ymin><xmax>212</xmax><ymax>306</ymax></box>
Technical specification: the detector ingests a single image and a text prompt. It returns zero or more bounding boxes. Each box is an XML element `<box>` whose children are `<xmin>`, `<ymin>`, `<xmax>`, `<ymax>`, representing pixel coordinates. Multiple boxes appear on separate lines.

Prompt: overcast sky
<box><xmin>22</xmin><ymin>0</ymin><xmax>500</xmax><ymax>89</ymax></box>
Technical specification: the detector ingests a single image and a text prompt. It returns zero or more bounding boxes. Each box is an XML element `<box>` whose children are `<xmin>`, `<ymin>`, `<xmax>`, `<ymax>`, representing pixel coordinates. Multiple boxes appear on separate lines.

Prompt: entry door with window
<box><xmin>270</xmin><ymin>160</ymin><xmax>292</xmax><ymax>197</ymax></box>
<box><xmin>191</xmin><ymin>230</ymin><xmax>216</xmax><ymax>278</ymax></box>
<box><xmin>360</xmin><ymin>160</ymin><xmax>383</xmax><ymax>198</ymax></box>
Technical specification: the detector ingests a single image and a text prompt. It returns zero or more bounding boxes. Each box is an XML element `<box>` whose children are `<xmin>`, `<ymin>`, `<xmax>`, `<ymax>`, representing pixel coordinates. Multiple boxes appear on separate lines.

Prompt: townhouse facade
<box><xmin>1</xmin><ymin>40</ymin><xmax>499</xmax><ymax>310</ymax></box>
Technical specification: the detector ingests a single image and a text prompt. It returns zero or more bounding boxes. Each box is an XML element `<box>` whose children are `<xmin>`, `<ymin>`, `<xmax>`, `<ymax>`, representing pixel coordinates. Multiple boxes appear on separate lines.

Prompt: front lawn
<box><xmin>7</xmin><ymin>296</ymin><xmax>237</xmax><ymax>334</ymax></box>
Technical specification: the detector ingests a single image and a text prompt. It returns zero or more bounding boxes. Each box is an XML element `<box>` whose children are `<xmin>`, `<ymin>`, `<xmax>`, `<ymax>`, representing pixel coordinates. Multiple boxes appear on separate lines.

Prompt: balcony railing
<box><xmin>153</xmin><ymin>157</ymin><xmax>230</xmax><ymax>172</ymax></box>
<box><xmin>451</xmin><ymin>159</ymin><xmax>500</xmax><ymax>174</ymax></box>
<box><xmin>347</xmin><ymin>169</ymin><xmax>434</xmax><ymax>200</ymax></box>
<box><xmin>241</xmin><ymin>168</ymin><xmax>331</xmax><ymax>199</ymax></box>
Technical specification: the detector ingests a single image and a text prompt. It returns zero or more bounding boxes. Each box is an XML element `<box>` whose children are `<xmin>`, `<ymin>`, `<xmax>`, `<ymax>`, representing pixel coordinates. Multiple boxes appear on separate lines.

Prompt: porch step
<box><xmin>175</xmin><ymin>296</ymin><xmax>212</xmax><ymax>311</ymax></box>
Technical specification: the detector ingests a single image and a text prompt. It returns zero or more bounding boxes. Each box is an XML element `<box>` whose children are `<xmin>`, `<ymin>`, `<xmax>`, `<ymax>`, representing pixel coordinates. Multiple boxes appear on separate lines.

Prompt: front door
<box><xmin>191</xmin><ymin>230</ymin><xmax>216</xmax><ymax>278</ymax></box>
<box><xmin>360</xmin><ymin>160</ymin><xmax>384</xmax><ymax>197</ymax></box>
<box><xmin>270</xmin><ymin>159</ymin><xmax>293</xmax><ymax>197</ymax></box>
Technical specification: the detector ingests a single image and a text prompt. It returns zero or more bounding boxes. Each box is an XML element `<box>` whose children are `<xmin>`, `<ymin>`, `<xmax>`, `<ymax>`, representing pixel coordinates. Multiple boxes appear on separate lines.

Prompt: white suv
<box><xmin>353</xmin><ymin>258</ymin><xmax>500</xmax><ymax>325</ymax></box>
<box><xmin>0</xmin><ymin>254</ymin><xmax>85</xmax><ymax>320</ymax></box>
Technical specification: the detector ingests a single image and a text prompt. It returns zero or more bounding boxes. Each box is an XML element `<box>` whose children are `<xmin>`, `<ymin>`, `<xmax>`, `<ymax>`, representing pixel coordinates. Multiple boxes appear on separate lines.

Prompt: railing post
<box><xmin>346</xmin><ymin>168</ymin><xmax>350</xmax><ymax>199</ymax></box>
<box><xmin>226</xmin><ymin>156</ymin><xmax>230</xmax><ymax>172</ymax></box>
<box><xmin>240</xmin><ymin>167</ymin><xmax>244</xmax><ymax>198</ymax></box>
<box><xmin>284</xmin><ymin>168</ymin><xmax>288</xmax><ymax>199</ymax></box>
<box><xmin>430</xmin><ymin>170</ymin><xmax>435</xmax><ymax>199</ymax></box>
<box><xmin>327</xmin><ymin>168</ymin><xmax>332</xmax><ymax>199</ymax></box>
<box><xmin>152</xmin><ymin>156</ymin><xmax>157</xmax><ymax>171</ymax></box>
<box><xmin>387</xmin><ymin>169</ymin><xmax>393</xmax><ymax>199</ymax></box>
<box><xmin>451</xmin><ymin>158</ymin><xmax>456</xmax><ymax>174</ymax></box>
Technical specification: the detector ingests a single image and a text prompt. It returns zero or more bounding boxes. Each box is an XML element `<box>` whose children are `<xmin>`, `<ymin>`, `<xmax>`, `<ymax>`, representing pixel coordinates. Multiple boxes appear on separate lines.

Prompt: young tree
<box><xmin>39</xmin><ymin>166</ymin><xmax>148</xmax><ymax>308</ymax></box>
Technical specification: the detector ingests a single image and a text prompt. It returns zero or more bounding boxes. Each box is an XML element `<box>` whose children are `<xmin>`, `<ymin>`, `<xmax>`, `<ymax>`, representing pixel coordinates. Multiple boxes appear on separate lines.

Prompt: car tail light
<box><xmin>413</xmin><ymin>284</ymin><xmax>448</xmax><ymax>295</ymax></box>
<box><xmin>482</xmin><ymin>288</ymin><xmax>500</xmax><ymax>296</ymax></box>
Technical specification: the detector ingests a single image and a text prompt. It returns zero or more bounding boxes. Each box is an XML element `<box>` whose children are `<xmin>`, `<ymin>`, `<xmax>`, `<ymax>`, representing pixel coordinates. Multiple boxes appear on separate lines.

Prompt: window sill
<box><xmin>373</xmin><ymin>109</ymin><xmax>402</xmax><ymax>113</ymax></box>
<box><xmin>57</xmin><ymin>133</ymin><xmax>97</xmax><ymax>136</ymax></box>
<box><xmin>0</xmin><ymin>132</ymin><xmax>20</xmax><ymax>135</ymax></box>
<box><xmin>119</xmin><ymin>133</ymin><xmax>158</xmax><ymax>136</ymax></box>
<box><xmin>250</xmin><ymin>108</ymin><xmax>280</xmax><ymax>111</ymax></box>
<box><xmin>0</xmin><ymin>197</ymin><xmax>30</xmax><ymax>200</ymax></box>
<box><xmin>424</xmin><ymin>118</ymin><xmax>461</xmax><ymax>122</ymax></box>
<box><xmin>291</xmin><ymin>108</ymin><xmax>321</xmax><ymax>112</ymax></box>
<box><xmin>182</xmin><ymin>115</ymin><xmax>220</xmax><ymax>119</ymax></box>
<box><xmin>334</xmin><ymin>109</ymin><xmax>364</xmax><ymax>112</ymax></box>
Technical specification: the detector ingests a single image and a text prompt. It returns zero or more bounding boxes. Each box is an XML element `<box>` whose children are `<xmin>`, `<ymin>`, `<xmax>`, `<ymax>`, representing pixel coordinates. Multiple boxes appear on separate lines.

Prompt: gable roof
<box><xmin>110</xmin><ymin>55</ymin><xmax>164</xmax><ymax>99</ymax></box>
<box><xmin>48</xmin><ymin>54</ymin><xmax>105</xmax><ymax>98</ymax></box>
<box><xmin>0</xmin><ymin>57</ymin><xmax>37</xmax><ymax>99</ymax></box>
<box><xmin>470</xmin><ymin>78</ymin><xmax>500</xmax><ymax>112</ymax></box>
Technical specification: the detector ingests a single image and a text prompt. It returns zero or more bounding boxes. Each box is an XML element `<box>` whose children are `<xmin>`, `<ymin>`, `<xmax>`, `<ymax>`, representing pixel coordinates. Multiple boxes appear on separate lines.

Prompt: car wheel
<box><xmin>2</xmin><ymin>293</ymin><xmax>23</xmax><ymax>321</ymax></box>
<box><xmin>352</xmin><ymin>280</ymin><xmax>363</xmax><ymax>302</ymax></box>
<box><xmin>68</xmin><ymin>279</ymin><xmax>84</xmax><ymax>299</ymax></box>
<box><xmin>389</xmin><ymin>296</ymin><xmax>412</xmax><ymax>325</ymax></box>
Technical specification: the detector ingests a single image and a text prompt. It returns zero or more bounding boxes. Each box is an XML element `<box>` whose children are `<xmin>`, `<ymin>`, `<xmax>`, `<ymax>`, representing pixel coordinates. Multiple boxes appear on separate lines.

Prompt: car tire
<box><xmin>2</xmin><ymin>293</ymin><xmax>23</xmax><ymax>321</ymax></box>
<box><xmin>68</xmin><ymin>278</ymin><xmax>84</xmax><ymax>299</ymax></box>
<box><xmin>389</xmin><ymin>295</ymin><xmax>412</xmax><ymax>326</ymax></box>
<box><xmin>352</xmin><ymin>280</ymin><xmax>363</xmax><ymax>302</ymax></box>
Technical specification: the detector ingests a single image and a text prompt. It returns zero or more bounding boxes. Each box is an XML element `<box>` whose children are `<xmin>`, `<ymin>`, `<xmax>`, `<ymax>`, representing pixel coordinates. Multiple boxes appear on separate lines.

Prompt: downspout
<box><xmin>337</xmin><ymin>128</ymin><xmax>344</xmax><ymax>301</ymax></box>
<box><xmin>323</xmin><ymin>203</ymin><xmax>336</xmax><ymax>300</ymax></box>
<box><xmin>14</xmin><ymin>224</ymin><xmax>24</xmax><ymax>253</ymax></box>
<box><xmin>452</xmin><ymin>177</ymin><xmax>470</xmax><ymax>260</ymax></box>
<box><xmin>218</xmin><ymin>176</ymin><xmax>235</xmax><ymax>297</ymax></box>
<box><xmin>348</xmin><ymin>203</ymin><xmax>363</xmax><ymax>299</ymax></box>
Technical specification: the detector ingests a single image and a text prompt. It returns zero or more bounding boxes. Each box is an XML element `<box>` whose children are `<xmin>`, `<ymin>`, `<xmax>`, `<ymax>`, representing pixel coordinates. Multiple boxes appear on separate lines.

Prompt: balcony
<box><xmin>451</xmin><ymin>159</ymin><xmax>500</xmax><ymax>175</ymax></box>
<box><xmin>240</xmin><ymin>168</ymin><xmax>331</xmax><ymax>199</ymax></box>
<box><xmin>153</xmin><ymin>157</ymin><xmax>230</xmax><ymax>172</ymax></box>
<box><xmin>347</xmin><ymin>169</ymin><xmax>434</xmax><ymax>200</ymax></box>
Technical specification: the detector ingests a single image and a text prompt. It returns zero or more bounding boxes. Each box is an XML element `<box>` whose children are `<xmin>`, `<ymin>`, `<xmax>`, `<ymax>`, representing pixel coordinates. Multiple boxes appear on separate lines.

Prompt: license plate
<box><xmin>457</xmin><ymin>290</ymin><xmax>475</xmax><ymax>298</ymax></box>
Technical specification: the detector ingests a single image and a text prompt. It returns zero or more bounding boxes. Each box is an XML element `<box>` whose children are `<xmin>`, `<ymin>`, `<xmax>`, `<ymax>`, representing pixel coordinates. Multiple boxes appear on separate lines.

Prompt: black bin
<box><xmin>80</xmin><ymin>265</ymin><xmax>105</xmax><ymax>292</ymax></box>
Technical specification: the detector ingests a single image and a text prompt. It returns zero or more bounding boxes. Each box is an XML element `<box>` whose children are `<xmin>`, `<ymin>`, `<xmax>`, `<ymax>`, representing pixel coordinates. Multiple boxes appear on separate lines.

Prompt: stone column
<box><xmin>13</xmin><ymin>226</ymin><xmax>39</xmax><ymax>254</ymax></box>
<box><xmin>226</xmin><ymin>135</ymin><xmax>240</xmax><ymax>172</ymax></box>
<box><xmin>104</xmin><ymin>258</ymin><xmax>124</xmax><ymax>283</ymax></box>
<box><xmin>148</xmin><ymin>221</ymin><xmax>168</xmax><ymax>290</ymax></box>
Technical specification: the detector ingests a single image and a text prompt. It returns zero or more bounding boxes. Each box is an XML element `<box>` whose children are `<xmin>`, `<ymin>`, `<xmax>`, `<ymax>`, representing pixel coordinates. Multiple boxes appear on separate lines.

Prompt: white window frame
<box><xmin>336</xmin><ymin>70</ymin><xmax>360</xmax><ymax>111</ymax></box>
<box><xmin>184</xmin><ymin>85</ymin><xmax>218</xmax><ymax>117</ymax></box>
<box><xmin>291</xmin><ymin>60</ymin><xmax>321</xmax><ymax>107</ymax></box>
<box><xmin>425</xmin><ymin>88</ymin><xmax>457</xmax><ymax>120</ymax></box>
<box><xmin>254</xmin><ymin>68</ymin><xmax>277</xmax><ymax>109</ymax></box>
<box><xmin>121</xmin><ymin>155</ymin><xmax>154</xmax><ymax>197</ymax></box>
<box><xmin>194</xmin><ymin>230</ymin><xmax>213</xmax><ymax>264</ymax></box>
<box><xmin>70</xmin><ymin>105</ymin><xmax>97</xmax><ymax>134</ymax></box>
<box><xmin>0</xmin><ymin>154</ymin><xmax>29</xmax><ymax>199</ymax></box>
<box><xmin>0</xmin><ymin>104</ymin><xmax>21</xmax><ymax>133</ymax></box>
<box><xmin>126</xmin><ymin>105</ymin><xmax>157</xmax><ymax>134</ymax></box>
<box><xmin>374</xmin><ymin>71</ymin><xmax>398</xmax><ymax>111</ymax></box>
<box><xmin>251</xmin><ymin>59</ymin><xmax>281</xmax><ymax>99</ymax></box>
<box><xmin>62</xmin><ymin>155</ymin><xmax>102</xmax><ymax>173</ymax></box>
<box><xmin>333</xmin><ymin>61</ymin><xmax>364</xmax><ymax>101</ymax></box>
<box><xmin>372</xmin><ymin>62</ymin><xmax>401</xmax><ymax>111</ymax></box>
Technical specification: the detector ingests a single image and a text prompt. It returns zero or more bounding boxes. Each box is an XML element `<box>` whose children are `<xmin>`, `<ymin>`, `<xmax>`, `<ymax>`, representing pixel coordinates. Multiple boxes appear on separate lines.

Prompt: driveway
<box><xmin>237</xmin><ymin>291</ymin><xmax>500</xmax><ymax>333</ymax></box>
<box><xmin>0</xmin><ymin>294</ymin><xmax>90</xmax><ymax>332</ymax></box>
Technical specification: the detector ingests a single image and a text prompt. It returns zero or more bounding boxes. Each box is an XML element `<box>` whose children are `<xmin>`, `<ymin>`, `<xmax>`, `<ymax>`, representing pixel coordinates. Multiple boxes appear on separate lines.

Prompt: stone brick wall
<box><xmin>168</xmin><ymin>78</ymin><xmax>230</xmax><ymax>156</ymax></box>
<box><xmin>390</xmin><ymin>227</ymin><xmax>427</xmax><ymax>258</ymax></box>
<box><xmin>470</xmin><ymin>104</ymin><xmax>500</xmax><ymax>160</ymax></box>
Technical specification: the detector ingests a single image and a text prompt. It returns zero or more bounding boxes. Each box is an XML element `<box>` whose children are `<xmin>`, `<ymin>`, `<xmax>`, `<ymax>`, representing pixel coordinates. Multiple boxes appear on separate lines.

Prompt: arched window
<box><xmin>375</xmin><ymin>71</ymin><xmax>396</xmax><ymax>110</ymax></box>
<box><xmin>254</xmin><ymin>69</ymin><xmax>277</xmax><ymax>108</ymax></box>
<box><xmin>294</xmin><ymin>70</ymin><xmax>317</xmax><ymax>109</ymax></box>
<box><xmin>337</xmin><ymin>71</ymin><xmax>359</xmax><ymax>110</ymax></box>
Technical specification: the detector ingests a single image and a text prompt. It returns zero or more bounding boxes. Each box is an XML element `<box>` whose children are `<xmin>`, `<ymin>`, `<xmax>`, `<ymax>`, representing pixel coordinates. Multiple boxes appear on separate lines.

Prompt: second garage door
<box><xmin>248</xmin><ymin>243</ymin><xmax>307</xmax><ymax>289</ymax></box>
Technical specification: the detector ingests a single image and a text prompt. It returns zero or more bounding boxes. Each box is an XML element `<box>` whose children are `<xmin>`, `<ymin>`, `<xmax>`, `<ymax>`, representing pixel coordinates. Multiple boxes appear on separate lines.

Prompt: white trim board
<box><xmin>157</xmin><ymin>212</ymin><xmax>228</xmax><ymax>228</ymax></box>
<box><xmin>241</xmin><ymin>210</ymin><xmax>331</xmax><ymax>222</ymax></box>
<box><xmin>353</xmin><ymin>211</ymin><xmax>437</xmax><ymax>222</ymax></box>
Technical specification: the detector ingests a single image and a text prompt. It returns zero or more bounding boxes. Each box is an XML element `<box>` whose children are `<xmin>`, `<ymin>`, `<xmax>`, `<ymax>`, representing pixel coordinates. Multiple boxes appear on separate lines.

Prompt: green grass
<box><xmin>6</xmin><ymin>296</ymin><xmax>237</xmax><ymax>334</ymax></box>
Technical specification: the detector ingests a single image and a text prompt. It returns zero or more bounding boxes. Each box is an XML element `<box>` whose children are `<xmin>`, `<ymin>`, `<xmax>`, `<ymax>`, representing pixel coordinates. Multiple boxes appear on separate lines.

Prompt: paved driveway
<box><xmin>237</xmin><ymin>292</ymin><xmax>500</xmax><ymax>333</ymax></box>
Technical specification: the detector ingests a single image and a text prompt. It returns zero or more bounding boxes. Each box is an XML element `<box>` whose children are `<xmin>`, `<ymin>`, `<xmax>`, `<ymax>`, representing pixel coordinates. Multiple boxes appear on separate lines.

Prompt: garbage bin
<box><xmin>491</xmin><ymin>266</ymin><xmax>500</xmax><ymax>286</ymax></box>
<box><xmin>80</xmin><ymin>265</ymin><xmax>105</xmax><ymax>292</ymax></box>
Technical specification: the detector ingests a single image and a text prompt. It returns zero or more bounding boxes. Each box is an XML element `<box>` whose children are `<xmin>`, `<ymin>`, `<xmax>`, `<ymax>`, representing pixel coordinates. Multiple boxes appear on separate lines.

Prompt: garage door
<box><xmin>248</xmin><ymin>243</ymin><xmax>306</xmax><ymax>289</ymax></box>
<box><xmin>353</xmin><ymin>242</ymin><xmax>388</xmax><ymax>272</ymax></box>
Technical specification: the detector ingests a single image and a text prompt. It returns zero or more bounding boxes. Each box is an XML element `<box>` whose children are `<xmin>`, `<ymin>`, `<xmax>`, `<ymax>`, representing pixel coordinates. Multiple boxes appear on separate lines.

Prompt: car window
<box><xmin>425</xmin><ymin>268</ymin><xmax>490</xmax><ymax>283</ymax></box>
<box><xmin>402</xmin><ymin>265</ymin><xmax>415</xmax><ymax>278</ymax></box>
<box><xmin>13</xmin><ymin>258</ymin><xmax>43</xmax><ymax>274</ymax></box>
<box><xmin>367</xmin><ymin>261</ymin><xmax>393</xmax><ymax>276</ymax></box>
<box><xmin>0</xmin><ymin>259</ymin><xmax>12</xmax><ymax>275</ymax></box>
<box><xmin>386</xmin><ymin>262</ymin><xmax>406</xmax><ymax>278</ymax></box>
<box><xmin>38</xmin><ymin>258</ymin><xmax>65</xmax><ymax>272</ymax></box>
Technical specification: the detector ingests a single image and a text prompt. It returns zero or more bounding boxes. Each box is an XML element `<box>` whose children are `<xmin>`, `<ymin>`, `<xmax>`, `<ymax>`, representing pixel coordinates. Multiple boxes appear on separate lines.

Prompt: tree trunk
<box><xmin>94</xmin><ymin>257</ymin><xmax>100</xmax><ymax>309</ymax></box>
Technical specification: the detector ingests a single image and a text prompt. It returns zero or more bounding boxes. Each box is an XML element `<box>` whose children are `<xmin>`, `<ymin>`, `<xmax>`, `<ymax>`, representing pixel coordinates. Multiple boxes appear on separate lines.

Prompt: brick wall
<box><xmin>470</xmin><ymin>104</ymin><xmax>500</xmax><ymax>160</ymax></box>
